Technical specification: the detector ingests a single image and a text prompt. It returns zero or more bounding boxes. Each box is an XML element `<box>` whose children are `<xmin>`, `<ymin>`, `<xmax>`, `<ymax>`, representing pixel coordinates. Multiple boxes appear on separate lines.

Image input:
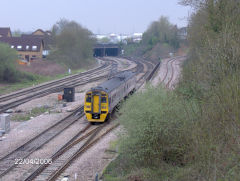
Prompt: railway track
<box><xmin>158</xmin><ymin>56</ymin><xmax>186</xmax><ymax>88</ymax></box>
<box><xmin>160</xmin><ymin>57</ymin><xmax>177</xmax><ymax>88</ymax></box>
<box><xmin>23</xmin><ymin>123</ymin><xmax>119</xmax><ymax>181</ymax></box>
<box><xmin>0</xmin><ymin>62</ymin><xmax>108</xmax><ymax>102</ymax></box>
<box><xmin>0</xmin><ymin>106</ymin><xmax>85</xmax><ymax>178</ymax></box>
<box><xmin>0</xmin><ymin>57</ymin><xmax>141</xmax><ymax>114</ymax></box>
<box><xmin>165</xmin><ymin>58</ymin><xmax>175</xmax><ymax>88</ymax></box>
<box><xmin>0</xmin><ymin>57</ymin><xmax>155</xmax><ymax>180</ymax></box>
<box><xmin>0</xmin><ymin>63</ymin><xmax>113</xmax><ymax>113</ymax></box>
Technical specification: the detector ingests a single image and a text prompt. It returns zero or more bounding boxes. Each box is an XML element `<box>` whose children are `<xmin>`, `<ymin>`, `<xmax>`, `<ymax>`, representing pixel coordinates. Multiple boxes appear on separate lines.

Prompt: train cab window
<box><xmin>86</xmin><ymin>95</ymin><xmax>91</xmax><ymax>102</ymax></box>
<box><xmin>101</xmin><ymin>97</ymin><xmax>107</xmax><ymax>103</ymax></box>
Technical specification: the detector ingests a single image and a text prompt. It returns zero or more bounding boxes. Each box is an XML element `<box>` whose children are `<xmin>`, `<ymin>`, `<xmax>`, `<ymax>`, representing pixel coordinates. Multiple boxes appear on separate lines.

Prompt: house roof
<box><xmin>0</xmin><ymin>37</ymin><xmax>44</xmax><ymax>52</ymax></box>
<box><xmin>32</xmin><ymin>29</ymin><xmax>45</xmax><ymax>35</ymax></box>
<box><xmin>22</xmin><ymin>33</ymin><xmax>53</xmax><ymax>50</ymax></box>
<box><xmin>0</xmin><ymin>27</ymin><xmax>11</xmax><ymax>37</ymax></box>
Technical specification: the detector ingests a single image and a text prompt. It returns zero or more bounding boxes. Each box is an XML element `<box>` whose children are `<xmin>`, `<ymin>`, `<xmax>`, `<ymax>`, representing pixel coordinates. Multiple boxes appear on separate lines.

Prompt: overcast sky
<box><xmin>0</xmin><ymin>0</ymin><xmax>190</xmax><ymax>34</ymax></box>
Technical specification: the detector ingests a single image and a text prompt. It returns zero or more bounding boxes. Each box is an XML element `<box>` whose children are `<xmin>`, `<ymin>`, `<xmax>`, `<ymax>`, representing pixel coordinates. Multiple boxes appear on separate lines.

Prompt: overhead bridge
<box><xmin>93</xmin><ymin>43</ymin><xmax>120</xmax><ymax>57</ymax></box>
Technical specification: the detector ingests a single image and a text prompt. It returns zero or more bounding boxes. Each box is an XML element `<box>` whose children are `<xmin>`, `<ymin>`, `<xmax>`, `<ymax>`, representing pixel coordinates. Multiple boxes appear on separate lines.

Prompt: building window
<box><xmin>26</xmin><ymin>45</ymin><xmax>29</xmax><ymax>50</ymax></box>
<box><xmin>17</xmin><ymin>45</ymin><xmax>22</xmax><ymax>49</ymax></box>
<box><xmin>11</xmin><ymin>45</ymin><xmax>14</xmax><ymax>48</ymax></box>
<box><xmin>32</xmin><ymin>46</ymin><xmax>37</xmax><ymax>51</ymax></box>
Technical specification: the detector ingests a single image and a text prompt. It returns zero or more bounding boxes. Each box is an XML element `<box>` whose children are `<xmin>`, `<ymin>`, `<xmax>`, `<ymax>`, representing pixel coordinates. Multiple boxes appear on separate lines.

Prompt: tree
<box><xmin>177</xmin><ymin>0</ymin><xmax>240</xmax><ymax>179</ymax></box>
<box><xmin>0</xmin><ymin>43</ymin><xmax>18</xmax><ymax>82</ymax></box>
<box><xmin>142</xmin><ymin>16</ymin><xmax>180</xmax><ymax>49</ymax></box>
<box><xmin>49</xmin><ymin>19</ymin><xmax>96</xmax><ymax>69</ymax></box>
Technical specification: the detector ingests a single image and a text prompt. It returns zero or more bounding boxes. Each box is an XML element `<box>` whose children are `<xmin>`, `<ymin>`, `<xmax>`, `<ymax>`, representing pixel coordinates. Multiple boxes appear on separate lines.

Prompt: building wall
<box><xmin>18</xmin><ymin>44</ymin><xmax>43</xmax><ymax>61</ymax></box>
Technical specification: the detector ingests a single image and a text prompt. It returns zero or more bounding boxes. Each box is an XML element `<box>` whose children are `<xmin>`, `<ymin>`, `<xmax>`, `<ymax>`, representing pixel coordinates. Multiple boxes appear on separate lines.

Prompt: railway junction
<box><xmin>0</xmin><ymin>56</ymin><xmax>185</xmax><ymax>181</ymax></box>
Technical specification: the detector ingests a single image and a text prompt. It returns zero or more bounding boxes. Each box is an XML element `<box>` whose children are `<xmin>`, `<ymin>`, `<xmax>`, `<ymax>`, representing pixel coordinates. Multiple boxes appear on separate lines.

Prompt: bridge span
<box><xmin>93</xmin><ymin>43</ymin><xmax>120</xmax><ymax>57</ymax></box>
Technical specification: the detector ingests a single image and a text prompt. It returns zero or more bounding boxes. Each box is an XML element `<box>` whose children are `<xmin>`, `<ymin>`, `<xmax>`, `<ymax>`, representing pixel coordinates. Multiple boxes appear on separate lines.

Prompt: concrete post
<box><xmin>0</xmin><ymin>113</ymin><xmax>10</xmax><ymax>134</ymax></box>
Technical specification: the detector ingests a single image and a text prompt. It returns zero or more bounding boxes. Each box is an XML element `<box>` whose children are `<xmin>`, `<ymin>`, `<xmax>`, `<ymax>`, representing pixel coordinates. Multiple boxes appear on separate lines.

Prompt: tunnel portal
<box><xmin>93</xmin><ymin>43</ymin><xmax>120</xmax><ymax>57</ymax></box>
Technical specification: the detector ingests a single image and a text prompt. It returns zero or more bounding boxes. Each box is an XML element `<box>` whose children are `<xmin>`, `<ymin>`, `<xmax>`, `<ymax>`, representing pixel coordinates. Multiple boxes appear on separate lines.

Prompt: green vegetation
<box><xmin>122</xmin><ymin>43</ymin><xmax>143</xmax><ymax>57</ymax></box>
<box><xmin>103</xmin><ymin>0</ymin><xmax>240</xmax><ymax>180</ymax></box>
<box><xmin>0</xmin><ymin>43</ymin><xmax>34</xmax><ymax>83</ymax></box>
<box><xmin>142</xmin><ymin>16</ymin><xmax>179</xmax><ymax>50</ymax></box>
<box><xmin>123</xmin><ymin>16</ymin><xmax>180</xmax><ymax>60</ymax></box>
<box><xmin>0</xmin><ymin>68</ymin><xmax>85</xmax><ymax>95</ymax></box>
<box><xmin>49</xmin><ymin>19</ymin><xmax>96</xmax><ymax>69</ymax></box>
<box><xmin>0</xmin><ymin>42</ymin><xmax>17</xmax><ymax>82</ymax></box>
<box><xmin>103</xmin><ymin>87</ymin><xmax>195</xmax><ymax>180</ymax></box>
<box><xmin>12</xmin><ymin>106</ymin><xmax>50</xmax><ymax>121</ymax></box>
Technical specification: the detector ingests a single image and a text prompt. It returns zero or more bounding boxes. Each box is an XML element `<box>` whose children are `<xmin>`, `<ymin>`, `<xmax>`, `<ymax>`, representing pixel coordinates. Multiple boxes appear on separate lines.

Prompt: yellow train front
<box><xmin>84</xmin><ymin>71</ymin><xmax>136</xmax><ymax>123</ymax></box>
<box><xmin>84</xmin><ymin>90</ymin><xmax>109</xmax><ymax>122</ymax></box>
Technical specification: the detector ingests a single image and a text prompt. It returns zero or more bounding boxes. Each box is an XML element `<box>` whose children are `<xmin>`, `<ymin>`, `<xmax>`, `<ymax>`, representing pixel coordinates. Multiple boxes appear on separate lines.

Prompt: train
<box><xmin>84</xmin><ymin>71</ymin><xmax>136</xmax><ymax>123</ymax></box>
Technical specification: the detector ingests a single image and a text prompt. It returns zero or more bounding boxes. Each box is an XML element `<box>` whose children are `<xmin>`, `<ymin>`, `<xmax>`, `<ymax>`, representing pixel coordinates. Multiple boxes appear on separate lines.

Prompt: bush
<box><xmin>118</xmin><ymin>86</ymin><xmax>194</xmax><ymax>167</ymax></box>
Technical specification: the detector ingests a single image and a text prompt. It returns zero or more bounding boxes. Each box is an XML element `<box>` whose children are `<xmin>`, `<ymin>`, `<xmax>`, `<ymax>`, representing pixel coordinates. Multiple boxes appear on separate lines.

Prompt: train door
<box><xmin>93</xmin><ymin>95</ymin><xmax>100</xmax><ymax>113</ymax></box>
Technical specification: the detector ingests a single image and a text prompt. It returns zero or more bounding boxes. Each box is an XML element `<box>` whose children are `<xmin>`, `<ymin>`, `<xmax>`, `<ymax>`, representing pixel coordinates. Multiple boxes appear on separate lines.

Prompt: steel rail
<box><xmin>0</xmin><ymin>63</ymin><xmax>109</xmax><ymax>102</ymax></box>
<box><xmin>0</xmin><ymin>58</ymin><xmax>139</xmax><ymax>178</ymax></box>
<box><xmin>0</xmin><ymin>66</ymin><xmax>112</xmax><ymax>113</ymax></box>
<box><xmin>22</xmin><ymin>124</ymin><xmax>98</xmax><ymax>181</ymax></box>
<box><xmin>0</xmin><ymin>64</ymin><xmax>111</xmax><ymax>104</ymax></box>
<box><xmin>47</xmin><ymin>123</ymin><xmax>119</xmax><ymax>181</ymax></box>
<box><xmin>160</xmin><ymin>58</ymin><xmax>176</xmax><ymax>85</ymax></box>
<box><xmin>0</xmin><ymin>106</ymin><xmax>84</xmax><ymax>178</ymax></box>
<box><xmin>165</xmin><ymin>58</ymin><xmax>176</xmax><ymax>88</ymax></box>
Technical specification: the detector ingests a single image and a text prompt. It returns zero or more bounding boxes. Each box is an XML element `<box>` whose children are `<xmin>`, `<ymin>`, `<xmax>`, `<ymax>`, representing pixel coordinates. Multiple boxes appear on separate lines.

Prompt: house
<box><xmin>23</xmin><ymin>29</ymin><xmax>53</xmax><ymax>57</ymax></box>
<box><xmin>32</xmin><ymin>29</ymin><xmax>46</xmax><ymax>36</ymax></box>
<box><xmin>0</xmin><ymin>36</ymin><xmax>44</xmax><ymax>61</ymax></box>
<box><xmin>0</xmin><ymin>27</ymin><xmax>12</xmax><ymax>38</ymax></box>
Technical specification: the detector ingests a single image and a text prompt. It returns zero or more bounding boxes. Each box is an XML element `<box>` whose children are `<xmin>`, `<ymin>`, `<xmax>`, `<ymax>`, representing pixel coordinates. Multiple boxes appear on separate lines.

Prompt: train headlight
<box><xmin>101</xmin><ymin>106</ymin><xmax>106</xmax><ymax>109</ymax></box>
<box><xmin>85</xmin><ymin>106</ymin><xmax>91</xmax><ymax>109</ymax></box>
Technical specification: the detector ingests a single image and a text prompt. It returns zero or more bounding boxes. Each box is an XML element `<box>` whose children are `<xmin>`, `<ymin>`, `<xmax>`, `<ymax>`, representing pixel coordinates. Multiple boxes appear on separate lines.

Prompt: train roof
<box><xmin>91</xmin><ymin>71</ymin><xmax>135</xmax><ymax>93</ymax></box>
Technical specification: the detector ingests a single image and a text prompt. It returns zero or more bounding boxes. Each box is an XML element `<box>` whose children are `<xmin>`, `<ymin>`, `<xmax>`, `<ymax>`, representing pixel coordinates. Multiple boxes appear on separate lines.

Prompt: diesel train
<box><xmin>84</xmin><ymin>71</ymin><xmax>136</xmax><ymax>122</ymax></box>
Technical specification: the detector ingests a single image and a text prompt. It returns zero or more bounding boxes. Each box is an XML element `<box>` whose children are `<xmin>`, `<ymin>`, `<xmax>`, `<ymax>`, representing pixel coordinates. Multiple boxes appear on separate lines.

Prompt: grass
<box><xmin>108</xmin><ymin>140</ymin><xmax>119</xmax><ymax>151</ymax></box>
<box><xmin>0</xmin><ymin>68</ymin><xmax>86</xmax><ymax>95</ymax></box>
<box><xmin>12</xmin><ymin>114</ymin><xmax>32</xmax><ymax>122</ymax></box>
<box><xmin>11</xmin><ymin>106</ymin><xmax>51</xmax><ymax>121</ymax></box>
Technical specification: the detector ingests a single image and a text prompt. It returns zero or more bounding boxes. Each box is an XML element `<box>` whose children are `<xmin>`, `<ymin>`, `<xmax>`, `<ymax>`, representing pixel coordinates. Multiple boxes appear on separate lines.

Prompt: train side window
<box><xmin>86</xmin><ymin>96</ymin><xmax>91</xmax><ymax>102</ymax></box>
<box><xmin>101</xmin><ymin>97</ymin><xmax>107</xmax><ymax>103</ymax></box>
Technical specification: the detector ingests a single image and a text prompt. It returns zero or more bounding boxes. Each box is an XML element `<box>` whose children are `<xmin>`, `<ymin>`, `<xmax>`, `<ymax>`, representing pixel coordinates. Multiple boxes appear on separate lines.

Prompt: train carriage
<box><xmin>84</xmin><ymin>71</ymin><xmax>136</xmax><ymax>122</ymax></box>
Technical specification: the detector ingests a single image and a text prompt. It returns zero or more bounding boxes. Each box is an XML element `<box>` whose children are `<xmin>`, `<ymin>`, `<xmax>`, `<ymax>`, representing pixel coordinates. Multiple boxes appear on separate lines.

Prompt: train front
<box><xmin>84</xmin><ymin>88</ymin><xmax>109</xmax><ymax>122</ymax></box>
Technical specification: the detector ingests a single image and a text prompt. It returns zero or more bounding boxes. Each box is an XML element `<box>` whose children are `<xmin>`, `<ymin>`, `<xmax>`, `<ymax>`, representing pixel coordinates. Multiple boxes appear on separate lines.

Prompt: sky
<box><xmin>0</xmin><ymin>0</ymin><xmax>191</xmax><ymax>34</ymax></box>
